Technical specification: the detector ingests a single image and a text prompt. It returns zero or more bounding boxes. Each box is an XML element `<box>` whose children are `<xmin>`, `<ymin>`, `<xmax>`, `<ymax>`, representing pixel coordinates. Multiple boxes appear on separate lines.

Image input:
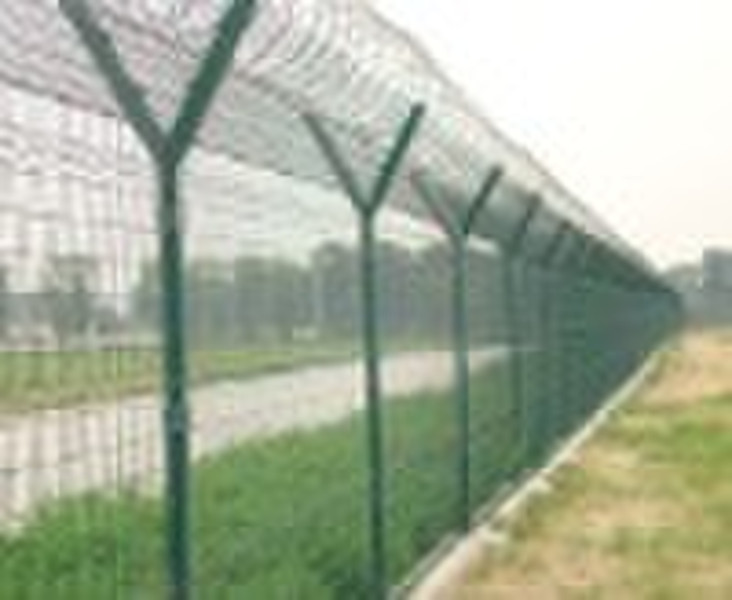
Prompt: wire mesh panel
<box><xmin>517</xmin><ymin>261</ymin><xmax>549</xmax><ymax>471</ymax></box>
<box><xmin>182</xmin><ymin>157</ymin><xmax>372</xmax><ymax>598</ymax></box>
<box><xmin>0</xmin><ymin>0</ymin><xmax>683</xmax><ymax>598</ymax></box>
<box><xmin>464</xmin><ymin>246</ymin><xmax>516</xmax><ymax>515</ymax></box>
<box><xmin>376</xmin><ymin>226</ymin><xmax>457</xmax><ymax>588</ymax></box>
<box><xmin>0</xmin><ymin>85</ymin><xmax>167</xmax><ymax>598</ymax></box>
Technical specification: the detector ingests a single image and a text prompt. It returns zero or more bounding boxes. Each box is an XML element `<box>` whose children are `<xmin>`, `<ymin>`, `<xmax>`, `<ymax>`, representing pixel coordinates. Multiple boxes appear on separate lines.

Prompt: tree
<box><xmin>186</xmin><ymin>259</ymin><xmax>235</xmax><ymax>347</ymax></box>
<box><xmin>132</xmin><ymin>261</ymin><xmax>160</xmax><ymax>332</ymax></box>
<box><xmin>311</xmin><ymin>243</ymin><xmax>359</xmax><ymax>340</ymax></box>
<box><xmin>268</xmin><ymin>259</ymin><xmax>310</xmax><ymax>343</ymax></box>
<box><xmin>413</xmin><ymin>243</ymin><xmax>452</xmax><ymax>342</ymax></box>
<box><xmin>233</xmin><ymin>256</ymin><xmax>273</xmax><ymax>344</ymax></box>
<box><xmin>375</xmin><ymin>242</ymin><xmax>420</xmax><ymax>343</ymax></box>
<box><xmin>43</xmin><ymin>254</ymin><xmax>98</xmax><ymax>346</ymax></box>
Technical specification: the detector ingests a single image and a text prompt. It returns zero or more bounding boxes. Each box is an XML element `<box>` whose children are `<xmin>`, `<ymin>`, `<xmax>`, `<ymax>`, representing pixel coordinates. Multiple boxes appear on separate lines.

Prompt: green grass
<box><xmin>459</xmin><ymin>346</ymin><xmax>732</xmax><ymax>598</ymax></box>
<box><xmin>0</xmin><ymin>365</ymin><xmax>531</xmax><ymax>599</ymax></box>
<box><xmin>0</xmin><ymin>343</ymin><xmax>357</xmax><ymax>412</ymax></box>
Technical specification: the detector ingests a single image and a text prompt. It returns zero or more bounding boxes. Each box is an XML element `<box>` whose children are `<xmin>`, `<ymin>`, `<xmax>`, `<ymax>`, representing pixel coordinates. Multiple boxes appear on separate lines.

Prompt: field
<box><xmin>0</xmin><ymin>362</ymin><xmax>533</xmax><ymax>599</ymax></box>
<box><xmin>447</xmin><ymin>331</ymin><xmax>732</xmax><ymax>598</ymax></box>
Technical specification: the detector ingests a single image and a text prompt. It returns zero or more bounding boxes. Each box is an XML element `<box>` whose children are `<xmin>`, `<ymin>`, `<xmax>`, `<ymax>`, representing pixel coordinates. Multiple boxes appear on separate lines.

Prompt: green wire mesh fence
<box><xmin>0</xmin><ymin>0</ymin><xmax>681</xmax><ymax>598</ymax></box>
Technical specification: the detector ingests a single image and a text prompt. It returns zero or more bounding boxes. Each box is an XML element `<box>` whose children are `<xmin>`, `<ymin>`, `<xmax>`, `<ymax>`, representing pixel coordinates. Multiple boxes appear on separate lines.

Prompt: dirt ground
<box><xmin>439</xmin><ymin>330</ymin><xmax>732</xmax><ymax>599</ymax></box>
<box><xmin>645</xmin><ymin>329</ymin><xmax>732</xmax><ymax>405</ymax></box>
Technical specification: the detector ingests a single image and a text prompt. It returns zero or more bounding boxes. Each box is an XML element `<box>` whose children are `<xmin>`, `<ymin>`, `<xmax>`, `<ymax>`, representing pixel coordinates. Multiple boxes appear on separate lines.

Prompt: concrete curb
<box><xmin>409</xmin><ymin>349</ymin><xmax>666</xmax><ymax>599</ymax></box>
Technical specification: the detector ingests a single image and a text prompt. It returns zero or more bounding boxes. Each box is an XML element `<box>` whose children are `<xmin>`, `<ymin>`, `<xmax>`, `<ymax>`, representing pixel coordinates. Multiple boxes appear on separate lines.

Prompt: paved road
<box><xmin>0</xmin><ymin>348</ymin><xmax>500</xmax><ymax>527</ymax></box>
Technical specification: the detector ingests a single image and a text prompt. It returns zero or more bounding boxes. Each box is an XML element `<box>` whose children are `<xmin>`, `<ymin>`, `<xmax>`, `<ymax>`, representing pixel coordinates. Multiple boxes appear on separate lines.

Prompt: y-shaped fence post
<box><xmin>59</xmin><ymin>1</ymin><xmax>258</xmax><ymax>598</ymax></box>
<box><xmin>553</xmin><ymin>230</ymin><xmax>579</xmax><ymax>440</ymax></box>
<box><xmin>571</xmin><ymin>238</ymin><xmax>597</xmax><ymax>427</ymax></box>
<box><xmin>411</xmin><ymin>167</ymin><xmax>503</xmax><ymax>532</ymax></box>
<box><xmin>304</xmin><ymin>106</ymin><xmax>426</xmax><ymax>600</ymax></box>
<box><xmin>534</xmin><ymin>223</ymin><xmax>569</xmax><ymax>461</ymax></box>
<box><xmin>500</xmin><ymin>195</ymin><xmax>541</xmax><ymax>478</ymax></box>
<box><xmin>558</xmin><ymin>233</ymin><xmax>593</xmax><ymax>435</ymax></box>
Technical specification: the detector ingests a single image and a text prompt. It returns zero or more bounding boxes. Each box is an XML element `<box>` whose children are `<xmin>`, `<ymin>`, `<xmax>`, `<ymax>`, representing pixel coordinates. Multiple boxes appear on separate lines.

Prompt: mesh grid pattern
<box><xmin>0</xmin><ymin>1</ymin><xmax>680</xmax><ymax>598</ymax></box>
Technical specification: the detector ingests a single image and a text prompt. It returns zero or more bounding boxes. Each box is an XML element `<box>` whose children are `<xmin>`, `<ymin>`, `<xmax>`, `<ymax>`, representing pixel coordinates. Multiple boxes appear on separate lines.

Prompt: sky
<box><xmin>374</xmin><ymin>0</ymin><xmax>732</xmax><ymax>268</ymax></box>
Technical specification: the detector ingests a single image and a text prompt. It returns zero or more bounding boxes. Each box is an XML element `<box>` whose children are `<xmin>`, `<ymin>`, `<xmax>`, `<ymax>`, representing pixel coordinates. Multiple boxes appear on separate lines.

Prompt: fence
<box><xmin>0</xmin><ymin>1</ymin><xmax>681</xmax><ymax>599</ymax></box>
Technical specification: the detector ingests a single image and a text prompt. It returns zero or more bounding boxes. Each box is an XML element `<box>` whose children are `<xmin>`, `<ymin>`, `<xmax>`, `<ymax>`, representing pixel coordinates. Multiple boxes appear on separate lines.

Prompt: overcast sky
<box><xmin>374</xmin><ymin>0</ymin><xmax>732</xmax><ymax>268</ymax></box>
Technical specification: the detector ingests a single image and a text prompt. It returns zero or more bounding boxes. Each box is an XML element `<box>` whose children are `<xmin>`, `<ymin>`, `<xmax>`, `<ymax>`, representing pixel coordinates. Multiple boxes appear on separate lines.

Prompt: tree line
<box><xmin>0</xmin><ymin>242</ymin><xmax>509</xmax><ymax>348</ymax></box>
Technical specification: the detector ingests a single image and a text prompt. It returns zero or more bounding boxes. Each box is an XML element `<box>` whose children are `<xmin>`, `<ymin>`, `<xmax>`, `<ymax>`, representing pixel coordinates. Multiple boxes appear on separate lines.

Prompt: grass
<box><xmin>0</xmin><ymin>364</ymin><xmax>531</xmax><ymax>599</ymax></box>
<box><xmin>451</xmin><ymin>331</ymin><xmax>732</xmax><ymax>599</ymax></box>
<box><xmin>0</xmin><ymin>343</ymin><xmax>358</xmax><ymax>412</ymax></box>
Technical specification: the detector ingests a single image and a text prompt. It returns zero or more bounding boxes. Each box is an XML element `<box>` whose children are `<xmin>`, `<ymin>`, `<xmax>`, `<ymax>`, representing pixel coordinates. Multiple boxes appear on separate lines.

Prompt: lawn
<box><xmin>447</xmin><ymin>331</ymin><xmax>732</xmax><ymax>599</ymax></box>
<box><xmin>0</xmin><ymin>363</ymin><xmax>528</xmax><ymax>599</ymax></box>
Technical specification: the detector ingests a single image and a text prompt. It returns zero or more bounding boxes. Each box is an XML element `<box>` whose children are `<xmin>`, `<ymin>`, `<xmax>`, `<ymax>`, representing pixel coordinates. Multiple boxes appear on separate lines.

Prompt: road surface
<box><xmin>0</xmin><ymin>348</ymin><xmax>501</xmax><ymax>527</ymax></box>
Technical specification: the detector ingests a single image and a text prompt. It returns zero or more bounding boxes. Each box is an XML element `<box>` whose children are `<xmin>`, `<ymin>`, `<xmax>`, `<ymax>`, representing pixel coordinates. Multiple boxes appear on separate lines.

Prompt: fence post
<box><xmin>500</xmin><ymin>194</ymin><xmax>541</xmax><ymax>477</ymax></box>
<box><xmin>156</xmin><ymin>160</ymin><xmax>191</xmax><ymax>600</ymax></box>
<box><xmin>411</xmin><ymin>167</ymin><xmax>503</xmax><ymax>531</ymax></box>
<box><xmin>534</xmin><ymin>223</ymin><xmax>568</xmax><ymax>462</ymax></box>
<box><xmin>304</xmin><ymin>106</ymin><xmax>425</xmax><ymax>600</ymax></box>
<box><xmin>552</xmin><ymin>230</ymin><xmax>582</xmax><ymax>439</ymax></box>
<box><xmin>59</xmin><ymin>2</ymin><xmax>257</xmax><ymax>597</ymax></box>
<box><xmin>561</xmin><ymin>235</ymin><xmax>595</xmax><ymax>433</ymax></box>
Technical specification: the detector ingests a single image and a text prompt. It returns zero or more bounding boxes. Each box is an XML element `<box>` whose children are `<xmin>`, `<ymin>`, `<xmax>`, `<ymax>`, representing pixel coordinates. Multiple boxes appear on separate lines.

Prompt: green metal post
<box><xmin>411</xmin><ymin>168</ymin><xmax>502</xmax><ymax>531</ymax></box>
<box><xmin>545</xmin><ymin>228</ymin><xmax>571</xmax><ymax>452</ymax></box>
<box><xmin>501</xmin><ymin>195</ymin><xmax>540</xmax><ymax>476</ymax></box>
<box><xmin>534</xmin><ymin>224</ymin><xmax>568</xmax><ymax>461</ymax></box>
<box><xmin>59</xmin><ymin>2</ymin><xmax>258</xmax><ymax>598</ymax></box>
<box><xmin>501</xmin><ymin>257</ymin><xmax>521</xmax><ymax>474</ymax></box>
<box><xmin>452</xmin><ymin>242</ymin><xmax>471</xmax><ymax>530</ymax></box>
<box><xmin>304</xmin><ymin>106</ymin><xmax>426</xmax><ymax>600</ymax></box>
<box><xmin>560</xmin><ymin>266</ymin><xmax>577</xmax><ymax>437</ymax></box>
<box><xmin>544</xmin><ymin>265</ymin><xmax>562</xmax><ymax>451</ymax></box>
<box><xmin>359</xmin><ymin>212</ymin><xmax>388</xmax><ymax>599</ymax></box>
<box><xmin>158</xmin><ymin>160</ymin><xmax>191</xmax><ymax>600</ymax></box>
<box><xmin>569</xmin><ymin>239</ymin><xmax>595</xmax><ymax>430</ymax></box>
<box><xmin>552</xmin><ymin>231</ymin><xmax>585</xmax><ymax>440</ymax></box>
